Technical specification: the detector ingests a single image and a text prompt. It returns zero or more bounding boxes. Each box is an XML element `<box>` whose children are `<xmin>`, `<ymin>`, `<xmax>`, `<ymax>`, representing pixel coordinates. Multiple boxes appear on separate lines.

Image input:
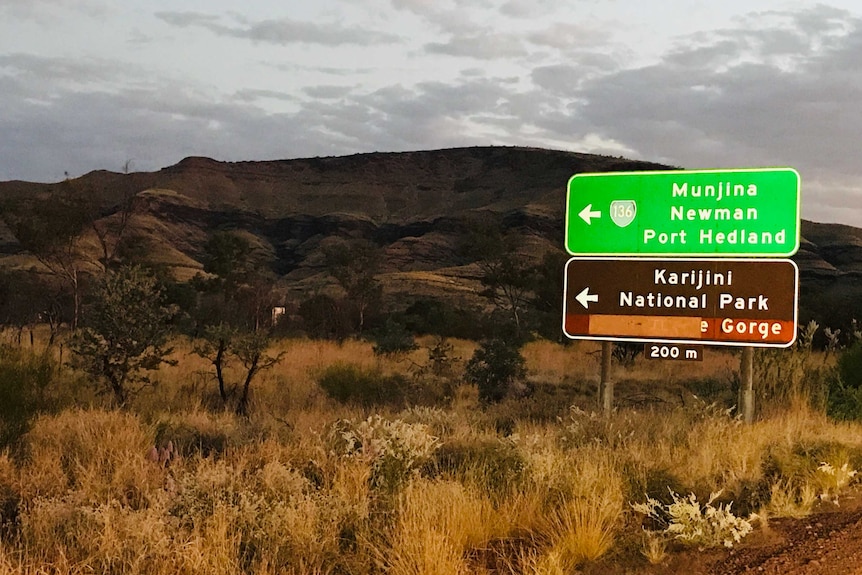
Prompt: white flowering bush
<box><xmin>332</xmin><ymin>415</ymin><xmax>440</xmax><ymax>491</ymax></box>
<box><xmin>817</xmin><ymin>461</ymin><xmax>858</xmax><ymax>504</ymax></box>
<box><xmin>399</xmin><ymin>406</ymin><xmax>457</xmax><ymax>437</ymax></box>
<box><xmin>632</xmin><ymin>489</ymin><xmax>753</xmax><ymax>549</ymax></box>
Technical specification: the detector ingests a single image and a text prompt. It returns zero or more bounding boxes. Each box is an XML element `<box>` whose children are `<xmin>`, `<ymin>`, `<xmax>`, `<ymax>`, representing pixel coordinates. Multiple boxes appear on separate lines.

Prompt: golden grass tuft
<box><xmin>381</xmin><ymin>478</ymin><xmax>503</xmax><ymax>575</ymax></box>
<box><xmin>538</xmin><ymin>448</ymin><xmax>625</xmax><ymax>567</ymax></box>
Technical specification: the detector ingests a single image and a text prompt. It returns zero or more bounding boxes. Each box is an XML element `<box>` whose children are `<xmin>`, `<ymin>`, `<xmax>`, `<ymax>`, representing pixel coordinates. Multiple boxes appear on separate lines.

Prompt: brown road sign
<box><xmin>563</xmin><ymin>257</ymin><xmax>798</xmax><ymax>347</ymax></box>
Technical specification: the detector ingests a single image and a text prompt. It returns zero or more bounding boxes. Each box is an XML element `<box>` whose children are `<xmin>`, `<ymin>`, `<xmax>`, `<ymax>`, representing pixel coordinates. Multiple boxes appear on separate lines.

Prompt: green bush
<box><xmin>464</xmin><ymin>338</ymin><xmax>527</xmax><ymax>404</ymax></box>
<box><xmin>401</xmin><ymin>298</ymin><xmax>487</xmax><ymax>339</ymax></box>
<box><xmin>0</xmin><ymin>347</ymin><xmax>55</xmax><ymax>449</ymax></box>
<box><xmin>371</xmin><ymin>317</ymin><xmax>417</xmax><ymax>357</ymax></box>
<box><xmin>828</xmin><ymin>342</ymin><xmax>862</xmax><ymax>420</ymax></box>
<box><xmin>837</xmin><ymin>342</ymin><xmax>862</xmax><ymax>389</ymax></box>
<box><xmin>315</xmin><ymin>362</ymin><xmax>407</xmax><ymax>407</ymax></box>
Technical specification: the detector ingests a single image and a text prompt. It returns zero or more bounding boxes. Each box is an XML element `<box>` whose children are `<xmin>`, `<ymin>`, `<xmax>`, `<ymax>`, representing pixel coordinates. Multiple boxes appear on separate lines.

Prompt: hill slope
<box><xmin>1</xmin><ymin>147</ymin><xmax>861</xmax><ymax>327</ymax></box>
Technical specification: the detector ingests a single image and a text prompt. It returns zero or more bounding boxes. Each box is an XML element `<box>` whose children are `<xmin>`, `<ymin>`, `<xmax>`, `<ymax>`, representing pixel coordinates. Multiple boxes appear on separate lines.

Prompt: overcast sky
<box><xmin>2</xmin><ymin>1</ymin><xmax>861</xmax><ymax>226</ymax></box>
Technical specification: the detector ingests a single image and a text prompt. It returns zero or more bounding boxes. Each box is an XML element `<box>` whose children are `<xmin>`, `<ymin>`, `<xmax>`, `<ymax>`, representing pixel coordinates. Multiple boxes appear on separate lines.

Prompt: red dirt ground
<box><xmin>584</xmin><ymin>492</ymin><xmax>862</xmax><ymax>575</ymax></box>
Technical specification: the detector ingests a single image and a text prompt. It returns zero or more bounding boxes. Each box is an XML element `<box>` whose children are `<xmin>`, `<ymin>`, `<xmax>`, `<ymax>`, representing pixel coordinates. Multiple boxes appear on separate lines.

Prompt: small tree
<box><xmin>460</xmin><ymin>215</ymin><xmax>533</xmax><ymax>340</ymax></box>
<box><xmin>197</xmin><ymin>230</ymin><xmax>279</xmax><ymax>331</ymax></box>
<box><xmin>465</xmin><ymin>338</ymin><xmax>527</xmax><ymax>404</ymax></box>
<box><xmin>322</xmin><ymin>239</ymin><xmax>383</xmax><ymax>334</ymax></box>
<box><xmin>193</xmin><ymin>325</ymin><xmax>284</xmax><ymax>416</ymax></box>
<box><xmin>193</xmin><ymin>323</ymin><xmax>236</xmax><ymax>404</ymax></box>
<box><xmin>70</xmin><ymin>265</ymin><xmax>177</xmax><ymax>407</ymax></box>
<box><xmin>528</xmin><ymin>249</ymin><xmax>570</xmax><ymax>341</ymax></box>
<box><xmin>233</xmin><ymin>331</ymin><xmax>283</xmax><ymax>417</ymax></box>
<box><xmin>2</xmin><ymin>190</ymin><xmax>92</xmax><ymax>330</ymax></box>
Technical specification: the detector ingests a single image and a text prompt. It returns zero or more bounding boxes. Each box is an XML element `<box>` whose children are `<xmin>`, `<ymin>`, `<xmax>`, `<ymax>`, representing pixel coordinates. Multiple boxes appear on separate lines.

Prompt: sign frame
<box><xmin>565</xmin><ymin>167</ymin><xmax>801</xmax><ymax>258</ymax></box>
<box><xmin>562</xmin><ymin>256</ymin><xmax>799</xmax><ymax>348</ymax></box>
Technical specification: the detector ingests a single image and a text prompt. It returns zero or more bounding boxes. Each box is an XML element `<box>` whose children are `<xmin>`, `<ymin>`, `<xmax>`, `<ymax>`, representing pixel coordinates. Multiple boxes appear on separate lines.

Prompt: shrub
<box><xmin>329</xmin><ymin>415</ymin><xmax>440</xmax><ymax>492</ymax></box>
<box><xmin>405</xmin><ymin>337</ymin><xmax>462</xmax><ymax>406</ymax></box>
<box><xmin>381</xmin><ymin>478</ymin><xmax>502</xmax><ymax>575</ymax></box>
<box><xmin>815</xmin><ymin>460</ymin><xmax>858</xmax><ymax>504</ymax></box>
<box><xmin>464</xmin><ymin>338</ymin><xmax>527</xmax><ymax>404</ymax></box>
<box><xmin>0</xmin><ymin>347</ymin><xmax>55</xmax><ymax>449</ymax></box>
<box><xmin>69</xmin><ymin>265</ymin><xmax>177</xmax><ymax>407</ymax></box>
<box><xmin>828</xmin><ymin>342</ymin><xmax>862</xmax><ymax>420</ymax></box>
<box><xmin>371</xmin><ymin>317</ymin><xmax>418</xmax><ymax>358</ymax></box>
<box><xmin>632</xmin><ymin>489</ymin><xmax>753</xmax><ymax>549</ymax></box>
<box><xmin>612</xmin><ymin>342</ymin><xmax>642</xmax><ymax>366</ymax></box>
<box><xmin>754</xmin><ymin>320</ymin><xmax>832</xmax><ymax>408</ymax></box>
<box><xmin>315</xmin><ymin>362</ymin><xmax>407</xmax><ymax>407</ymax></box>
<box><xmin>401</xmin><ymin>299</ymin><xmax>487</xmax><ymax>340</ymax></box>
<box><xmin>163</xmin><ymin>456</ymin><xmax>350</xmax><ymax>573</ymax></box>
<box><xmin>0</xmin><ymin>454</ymin><xmax>20</xmax><ymax>540</ymax></box>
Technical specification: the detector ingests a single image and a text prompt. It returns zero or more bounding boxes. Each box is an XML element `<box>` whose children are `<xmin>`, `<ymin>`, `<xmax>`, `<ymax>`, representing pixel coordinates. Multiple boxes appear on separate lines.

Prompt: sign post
<box><xmin>740</xmin><ymin>347</ymin><xmax>755</xmax><ymax>423</ymax></box>
<box><xmin>563</xmin><ymin>167</ymin><xmax>801</xmax><ymax>419</ymax></box>
<box><xmin>600</xmin><ymin>341</ymin><xmax>613</xmax><ymax>415</ymax></box>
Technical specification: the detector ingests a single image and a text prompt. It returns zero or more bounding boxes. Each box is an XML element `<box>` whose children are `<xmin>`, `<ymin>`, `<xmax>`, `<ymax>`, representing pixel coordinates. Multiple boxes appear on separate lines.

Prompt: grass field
<box><xmin>0</xmin><ymin>333</ymin><xmax>859</xmax><ymax>574</ymax></box>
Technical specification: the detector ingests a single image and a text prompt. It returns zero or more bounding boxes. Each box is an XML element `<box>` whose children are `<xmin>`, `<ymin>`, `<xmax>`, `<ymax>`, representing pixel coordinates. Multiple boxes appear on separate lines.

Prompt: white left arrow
<box><xmin>578</xmin><ymin>204</ymin><xmax>601</xmax><ymax>225</ymax></box>
<box><xmin>576</xmin><ymin>287</ymin><xmax>599</xmax><ymax>309</ymax></box>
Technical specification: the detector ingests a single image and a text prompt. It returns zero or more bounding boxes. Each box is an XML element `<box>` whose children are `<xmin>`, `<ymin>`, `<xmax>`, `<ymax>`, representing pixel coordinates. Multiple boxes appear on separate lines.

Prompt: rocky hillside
<box><xmin>1</xmin><ymin>146</ymin><xmax>860</xmax><ymax>328</ymax></box>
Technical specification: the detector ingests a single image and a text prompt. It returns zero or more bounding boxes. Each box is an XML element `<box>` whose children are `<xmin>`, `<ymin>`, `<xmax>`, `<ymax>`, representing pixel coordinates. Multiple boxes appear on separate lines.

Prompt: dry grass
<box><xmin>1</xmin><ymin>337</ymin><xmax>862</xmax><ymax>573</ymax></box>
<box><xmin>520</xmin><ymin>339</ymin><xmax>600</xmax><ymax>383</ymax></box>
<box><xmin>381</xmin><ymin>478</ymin><xmax>503</xmax><ymax>575</ymax></box>
<box><xmin>538</xmin><ymin>449</ymin><xmax>625</xmax><ymax>568</ymax></box>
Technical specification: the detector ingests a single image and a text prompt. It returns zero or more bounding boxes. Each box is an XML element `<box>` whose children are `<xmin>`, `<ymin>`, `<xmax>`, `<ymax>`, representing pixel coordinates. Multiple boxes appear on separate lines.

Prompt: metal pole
<box><xmin>739</xmin><ymin>347</ymin><xmax>754</xmax><ymax>424</ymax></box>
<box><xmin>600</xmin><ymin>341</ymin><xmax>613</xmax><ymax>415</ymax></box>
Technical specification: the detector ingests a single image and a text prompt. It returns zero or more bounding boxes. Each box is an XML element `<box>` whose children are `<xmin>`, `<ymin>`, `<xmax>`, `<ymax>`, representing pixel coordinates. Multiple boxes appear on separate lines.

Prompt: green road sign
<box><xmin>565</xmin><ymin>168</ymin><xmax>800</xmax><ymax>257</ymax></box>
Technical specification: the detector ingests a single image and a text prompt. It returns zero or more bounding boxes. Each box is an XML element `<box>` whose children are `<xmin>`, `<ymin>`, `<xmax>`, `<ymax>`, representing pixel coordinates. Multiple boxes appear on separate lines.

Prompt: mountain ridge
<box><xmin>1</xmin><ymin>146</ymin><xmax>861</xmax><ymax>329</ymax></box>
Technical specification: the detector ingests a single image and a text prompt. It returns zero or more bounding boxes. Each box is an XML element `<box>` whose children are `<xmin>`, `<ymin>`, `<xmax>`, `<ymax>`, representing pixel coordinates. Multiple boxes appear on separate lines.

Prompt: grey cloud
<box><xmin>426</xmin><ymin>31</ymin><xmax>528</xmax><ymax>59</ymax></box>
<box><xmin>303</xmin><ymin>85</ymin><xmax>354</xmax><ymax>99</ymax></box>
<box><xmin>498</xmin><ymin>0</ymin><xmax>564</xmax><ymax>18</ymax></box>
<box><xmin>156</xmin><ymin>11</ymin><xmax>401</xmax><ymax>46</ymax></box>
<box><xmin>388</xmin><ymin>0</ymin><xmax>485</xmax><ymax>35</ymax></box>
<box><xmin>0</xmin><ymin>81</ymin><xmax>342</xmax><ymax>182</ymax></box>
<box><xmin>801</xmin><ymin>180</ymin><xmax>862</xmax><ymax>227</ymax></box>
<box><xmin>266</xmin><ymin>61</ymin><xmax>377</xmax><ymax>77</ymax></box>
<box><xmin>0</xmin><ymin>0</ymin><xmax>107</xmax><ymax>20</ymax></box>
<box><xmin>234</xmin><ymin>19</ymin><xmax>400</xmax><ymax>46</ymax></box>
<box><xmin>574</xmin><ymin>22</ymin><xmax>862</xmax><ymax>174</ymax></box>
<box><xmin>531</xmin><ymin>54</ymin><xmax>620</xmax><ymax>94</ymax></box>
<box><xmin>0</xmin><ymin>53</ymin><xmax>129</xmax><ymax>85</ymax></box>
<box><xmin>498</xmin><ymin>0</ymin><xmax>541</xmax><ymax>18</ymax></box>
<box><xmin>154</xmin><ymin>11</ymin><xmax>221</xmax><ymax>28</ymax></box>
<box><xmin>390</xmin><ymin>0</ymin><xmax>564</xmax><ymax>58</ymax></box>
<box><xmin>540</xmin><ymin>8</ymin><xmax>862</xmax><ymax>225</ymax></box>
<box><xmin>233</xmin><ymin>89</ymin><xmax>299</xmax><ymax>103</ymax></box>
<box><xmin>525</xmin><ymin>23</ymin><xmax>613</xmax><ymax>51</ymax></box>
<box><xmin>389</xmin><ymin>0</ymin><xmax>436</xmax><ymax>16</ymax></box>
